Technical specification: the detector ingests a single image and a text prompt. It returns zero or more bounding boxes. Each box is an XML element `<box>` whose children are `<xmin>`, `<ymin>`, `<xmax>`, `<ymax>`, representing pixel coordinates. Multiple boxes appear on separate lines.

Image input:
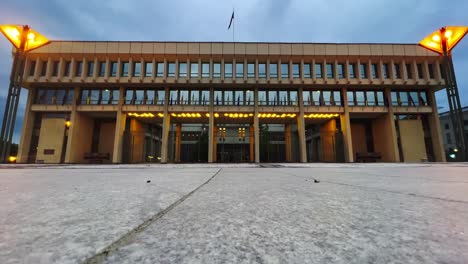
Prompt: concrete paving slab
<box><xmin>0</xmin><ymin>167</ymin><xmax>218</xmax><ymax>264</ymax></box>
<box><xmin>104</xmin><ymin>166</ymin><xmax>468</xmax><ymax>264</ymax></box>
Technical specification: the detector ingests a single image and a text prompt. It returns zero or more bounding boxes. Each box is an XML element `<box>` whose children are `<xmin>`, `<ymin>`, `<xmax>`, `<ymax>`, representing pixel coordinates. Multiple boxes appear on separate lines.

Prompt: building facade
<box><xmin>15</xmin><ymin>41</ymin><xmax>447</xmax><ymax>163</ymax></box>
<box><xmin>439</xmin><ymin>106</ymin><xmax>468</xmax><ymax>160</ymax></box>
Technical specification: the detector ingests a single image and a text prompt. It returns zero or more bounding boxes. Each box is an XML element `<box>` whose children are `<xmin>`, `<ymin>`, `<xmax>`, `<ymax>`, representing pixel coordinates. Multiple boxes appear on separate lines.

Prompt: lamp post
<box><xmin>419</xmin><ymin>26</ymin><xmax>468</xmax><ymax>161</ymax></box>
<box><xmin>0</xmin><ymin>25</ymin><xmax>49</xmax><ymax>163</ymax></box>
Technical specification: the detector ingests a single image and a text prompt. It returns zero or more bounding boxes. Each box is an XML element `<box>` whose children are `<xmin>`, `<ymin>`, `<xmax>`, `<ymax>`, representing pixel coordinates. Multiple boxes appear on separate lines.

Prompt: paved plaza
<box><xmin>1</xmin><ymin>163</ymin><xmax>468</xmax><ymax>263</ymax></box>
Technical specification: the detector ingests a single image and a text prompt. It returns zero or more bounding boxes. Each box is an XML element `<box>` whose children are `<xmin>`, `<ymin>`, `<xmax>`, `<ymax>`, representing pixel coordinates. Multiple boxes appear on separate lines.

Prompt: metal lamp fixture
<box><xmin>419</xmin><ymin>26</ymin><xmax>468</xmax><ymax>161</ymax></box>
<box><xmin>0</xmin><ymin>25</ymin><xmax>49</xmax><ymax>163</ymax></box>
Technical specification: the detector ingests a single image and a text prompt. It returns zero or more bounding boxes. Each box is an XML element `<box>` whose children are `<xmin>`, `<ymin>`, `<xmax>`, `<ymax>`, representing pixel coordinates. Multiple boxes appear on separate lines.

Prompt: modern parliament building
<box><xmin>15</xmin><ymin>41</ymin><xmax>447</xmax><ymax>164</ymax></box>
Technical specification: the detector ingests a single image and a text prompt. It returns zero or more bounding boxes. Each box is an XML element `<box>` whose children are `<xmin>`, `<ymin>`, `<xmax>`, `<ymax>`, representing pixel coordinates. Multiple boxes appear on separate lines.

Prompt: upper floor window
<box><xmin>382</xmin><ymin>63</ymin><xmax>389</xmax><ymax>79</ymax></box>
<box><xmin>281</xmin><ymin>63</ymin><xmax>289</xmax><ymax>78</ymax></box>
<box><xmin>190</xmin><ymin>63</ymin><xmax>198</xmax><ymax>78</ymax></box>
<box><xmin>337</xmin><ymin>63</ymin><xmax>345</xmax><ymax>79</ymax></box>
<box><xmin>121</xmin><ymin>62</ymin><xmax>129</xmax><ymax>77</ymax></box>
<box><xmin>224</xmin><ymin>63</ymin><xmax>233</xmax><ymax>78</ymax></box>
<box><xmin>75</xmin><ymin>61</ymin><xmax>83</xmax><ymax>77</ymax></box>
<box><xmin>40</xmin><ymin>61</ymin><xmax>47</xmax><ymax>76</ymax></box>
<box><xmin>417</xmin><ymin>64</ymin><xmax>424</xmax><ymax>79</ymax></box>
<box><xmin>394</xmin><ymin>63</ymin><xmax>401</xmax><ymax>79</ymax></box>
<box><xmin>110</xmin><ymin>62</ymin><xmax>118</xmax><ymax>77</ymax></box>
<box><xmin>178</xmin><ymin>62</ymin><xmax>187</xmax><ymax>78</ymax></box>
<box><xmin>428</xmin><ymin>64</ymin><xmax>435</xmax><ymax>79</ymax></box>
<box><xmin>144</xmin><ymin>62</ymin><xmax>153</xmax><ymax>77</ymax></box>
<box><xmin>270</xmin><ymin>63</ymin><xmax>278</xmax><ymax>78</ymax></box>
<box><xmin>87</xmin><ymin>61</ymin><xmax>94</xmax><ymax>77</ymax></box>
<box><xmin>98</xmin><ymin>62</ymin><xmax>106</xmax><ymax>77</ymax></box>
<box><xmin>348</xmin><ymin>64</ymin><xmax>356</xmax><ymax>79</ymax></box>
<box><xmin>303</xmin><ymin>63</ymin><xmax>311</xmax><ymax>78</ymax></box>
<box><xmin>167</xmin><ymin>63</ymin><xmax>176</xmax><ymax>77</ymax></box>
<box><xmin>133</xmin><ymin>62</ymin><xmax>141</xmax><ymax>77</ymax></box>
<box><xmin>156</xmin><ymin>62</ymin><xmax>164</xmax><ymax>77</ymax></box>
<box><xmin>292</xmin><ymin>63</ymin><xmax>300</xmax><ymax>78</ymax></box>
<box><xmin>64</xmin><ymin>61</ymin><xmax>71</xmax><ymax>77</ymax></box>
<box><xmin>35</xmin><ymin>88</ymin><xmax>75</xmax><ymax>105</ymax></box>
<box><xmin>213</xmin><ymin>63</ymin><xmax>221</xmax><ymax>78</ymax></box>
<box><xmin>405</xmin><ymin>64</ymin><xmax>412</xmax><ymax>79</ymax></box>
<box><xmin>247</xmin><ymin>63</ymin><xmax>255</xmax><ymax>78</ymax></box>
<box><xmin>359</xmin><ymin>63</ymin><xmax>367</xmax><ymax>79</ymax></box>
<box><xmin>202</xmin><ymin>63</ymin><xmax>210</xmax><ymax>78</ymax></box>
<box><xmin>235</xmin><ymin>63</ymin><xmax>244</xmax><ymax>78</ymax></box>
<box><xmin>371</xmin><ymin>64</ymin><xmax>379</xmax><ymax>79</ymax></box>
<box><xmin>52</xmin><ymin>61</ymin><xmax>59</xmax><ymax>77</ymax></box>
<box><xmin>315</xmin><ymin>63</ymin><xmax>322</xmax><ymax>78</ymax></box>
<box><xmin>258</xmin><ymin>63</ymin><xmax>266</xmax><ymax>78</ymax></box>
<box><xmin>326</xmin><ymin>63</ymin><xmax>334</xmax><ymax>79</ymax></box>
<box><xmin>29</xmin><ymin>61</ymin><xmax>36</xmax><ymax>76</ymax></box>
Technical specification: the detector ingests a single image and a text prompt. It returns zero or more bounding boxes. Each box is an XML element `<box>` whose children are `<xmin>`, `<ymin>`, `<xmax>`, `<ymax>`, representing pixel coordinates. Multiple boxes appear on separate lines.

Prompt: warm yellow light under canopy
<box><xmin>8</xmin><ymin>156</ymin><xmax>17</xmax><ymax>163</ymax></box>
<box><xmin>419</xmin><ymin>26</ymin><xmax>468</xmax><ymax>54</ymax></box>
<box><xmin>0</xmin><ymin>24</ymin><xmax>49</xmax><ymax>52</ymax></box>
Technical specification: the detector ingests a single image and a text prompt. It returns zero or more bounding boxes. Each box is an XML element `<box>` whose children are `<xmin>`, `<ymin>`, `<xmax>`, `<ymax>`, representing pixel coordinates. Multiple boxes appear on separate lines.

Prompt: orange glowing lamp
<box><xmin>419</xmin><ymin>26</ymin><xmax>468</xmax><ymax>54</ymax></box>
<box><xmin>0</xmin><ymin>24</ymin><xmax>49</xmax><ymax>52</ymax></box>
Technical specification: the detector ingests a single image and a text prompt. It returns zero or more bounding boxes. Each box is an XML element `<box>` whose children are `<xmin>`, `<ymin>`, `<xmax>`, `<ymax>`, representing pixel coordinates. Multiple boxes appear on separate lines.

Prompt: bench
<box><xmin>356</xmin><ymin>152</ymin><xmax>381</xmax><ymax>162</ymax></box>
<box><xmin>84</xmin><ymin>152</ymin><xmax>110</xmax><ymax>164</ymax></box>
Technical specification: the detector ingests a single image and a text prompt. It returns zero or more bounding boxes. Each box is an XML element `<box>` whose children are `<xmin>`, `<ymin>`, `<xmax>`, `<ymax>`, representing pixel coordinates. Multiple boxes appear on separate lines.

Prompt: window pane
<box><xmin>315</xmin><ymin>63</ymin><xmax>322</xmax><ymax>78</ymax></box>
<box><xmin>52</xmin><ymin>61</ymin><xmax>59</xmax><ymax>77</ymax></box>
<box><xmin>303</xmin><ymin>64</ymin><xmax>311</xmax><ymax>78</ymax></box>
<box><xmin>75</xmin><ymin>61</ymin><xmax>82</xmax><ymax>77</ymax></box>
<box><xmin>428</xmin><ymin>64</ymin><xmax>434</xmax><ymax>79</ymax></box>
<box><xmin>371</xmin><ymin>64</ymin><xmax>378</xmax><ymax>79</ymax></box>
<box><xmin>234</xmin><ymin>90</ymin><xmax>244</xmax><ymax>105</ymax></box>
<box><xmin>202</xmin><ymin>63</ymin><xmax>210</xmax><ymax>77</ymax></box>
<box><xmin>87</xmin><ymin>62</ymin><xmax>94</xmax><ymax>77</ymax></box>
<box><xmin>110</xmin><ymin>62</ymin><xmax>117</xmax><ymax>77</ymax></box>
<box><xmin>190</xmin><ymin>63</ymin><xmax>198</xmax><ymax>78</ymax></box>
<box><xmin>29</xmin><ymin>61</ymin><xmax>36</xmax><ymax>76</ymax></box>
<box><xmin>201</xmin><ymin>90</ymin><xmax>210</xmax><ymax>105</ymax></box>
<box><xmin>178</xmin><ymin>63</ymin><xmax>187</xmax><ymax>77</ymax></box>
<box><xmin>347</xmin><ymin>91</ymin><xmax>355</xmax><ymax>106</ymax></box>
<box><xmin>417</xmin><ymin>64</ymin><xmax>423</xmax><ymax>79</ymax></box>
<box><xmin>258</xmin><ymin>91</ymin><xmax>267</xmax><ymax>105</ymax></box>
<box><xmin>167</xmin><ymin>63</ymin><xmax>176</xmax><ymax>77</ymax></box>
<box><xmin>268</xmin><ymin>91</ymin><xmax>277</xmax><ymax>105</ymax></box>
<box><xmin>258</xmin><ymin>64</ymin><xmax>266</xmax><ymax>78</ymax></box>
<box><xmin>214</xmin><ymin>90</ymin><xmax>222</xmax><ymax>105</ymax></box>
<box><xmin>337</xmin><ymin>64</ymin><xmax>345</xmax><ymax>79</ymax></box>
<box><xmin>169</xmin><ymin>90</ymin><xmax>178</xmax><ymax>105</ymax></box>
<box><xmin>145</xmin><ymin>62</ymin><xmax>153</xmax><ymax>77</ymax></box>
<box><xmin>303</xmin><ymin>91</ymin><xmax>311</xmax><ymax>105</ymax></box>
<box><xmin>133</xmin><ymin>62</ymin><xmax>141</xmax><ymax>77</ymax></box>
<box><xmin>382</xmin><ymin>64</ymin><xmax>389</xmax><ymax>79</ymax></box>
<box><xmin>270</xmin><ymin>63</ymin><xmax>278</xmax><ymax>78</ymax></box>
<box><xmin>326</xmin><ymin>63</ymin><xmax>334</xmax><ymax>78</ymax></box>
<box><xmin>292</xmin><ymin>64</ymin><xmax>300</xmax><ymax>78</ymax></box>
<box><xmin>190</xmin><ymin>90</ymin><xmax>200</xmax><ymax>105</ymax></box>
<box><xmin>376</xmin><ymin>91</ymin><xmax>384</xmax><ymax>106</ymax></box>
<box><xmin>213</xmin><ymin>63</ymin><xmax>221</xmax><ymax>78</ymax></box>
<box><xmin>247</xmin><ymin>63</ymin><xmax>255</xmax><ymax>78</ymax></box>
<box><xmin>224</xmin><ymin>63</ymin><xmax>233</xmax><ymax>78</ymax></box>
<box><xmin>289</xmin><ymin>91</ymin><xmax>298</xmax><ymax>105</ymax></box>
<box><xmin>366</xmin><ymin>91</ymin><xmax>376</xmax><ymax>106</ymax></box>
<box><xmin>179</xmin><ymin>90</ymin><xmax>189</xmax><ymax>104</ymax></box>
<box><xmin>245</xmin><ymin>90</ymin><xmax>253</xmax><ymax>105</ymax></box>
<box><xmin>99</xmin><ymin>62</ymin><xmax>106</xmax><ymax>77</ymax></box>
<box><xmin>40</xmin><ymin>61</ymin><xmax>47</xmax><ymax>76</ymax></box>
<box><xmin>121</xmin><ymin>62</ymin><xmax>129</xmax><ymax>77</ymax></box>
<box><xmin>236</xmin><ymin>63</ymin><xmax>244</xmax><ymax>78</ymax></box>
<box><xmin>355</xmin><ymin>91</ymin><xmax>365</xmax><ymax>106</ymax></box>
<box><xmin>155</xmin><ymin>90</ymin><xmax>165</xmax><ymax>105</ymax></box>
<box><xmin>224</xmin><ymin>91</ymin><xmax>233</xmax><ymax>105</ymax></box>
<box><xmin>348</xmin><ymin>64</ymin><xmax>356</xmax><ymax>78</ymax></box>
<box><xmin>281</xmin><ymin>63</ymin><xmax>289</xmax><ymax>78</ymax></box>
<box><xmin>156</xmin><ymin>62</ymin><xmax>164</xmax><ymax>77</ymax></box>
<box><xmin>406</xmin><ymin>64</ymin><xmax>412</xmax><ymax>79</ymax></box>
<box><xmin>279</xmin><ymin>91</ymin><xmax>288</xmax><ymax>105</ymax></box>
<box><xmin>360</xmin><ymin>63</ymin><xmax>367</xmax><ymax>78</ymax></box>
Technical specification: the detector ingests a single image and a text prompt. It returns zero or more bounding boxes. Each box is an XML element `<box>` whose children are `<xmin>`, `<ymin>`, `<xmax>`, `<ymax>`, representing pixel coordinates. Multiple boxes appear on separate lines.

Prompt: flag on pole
<box><xmin>228</xmin><ymin>10</ymin><xmax>235</xmax><ymax>30</ymax></box>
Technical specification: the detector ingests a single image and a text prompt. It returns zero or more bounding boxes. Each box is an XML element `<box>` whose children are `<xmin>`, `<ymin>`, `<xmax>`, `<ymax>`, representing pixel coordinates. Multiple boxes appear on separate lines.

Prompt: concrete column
<box><xmin>175</xmin><ymin>123</ymin><xmax>181</xmax><ymax>162</ymax></box>
<box><xmin>213</xmin><ymin>124</ymin><xmax>217</xmax><ymax>162</ymax></box>
<box><xmin>208</xmin><ymin>87</ymin><xmax>215</xmax><ymax>162</ymax></box>
<box><xmin>285</xmin><ymin>124</ymin><xmax>292</xmax><ymax>162</ymax></box>
<box><xmin>17</xmin><ymin>89</ymin><xmax>35</xmax><ymax>163</ymax></box>
<box><xmin>160</xmin><ymin>87</ymin><xmax>170</xmax><ymax>163</ymax></box>
<box><xmin>297</xmin><ymin>87</ymin><xmax>307</xmax><ymax>162</ymax></box>
<box><xmin>384</xmin><ymin>87</ymin><xmax>401</xmax><ymax>162</ymax></box>
<box><xmin>64</xmin><ymin>87</ymin><xmax>80</xmax><ymax>163</ymax></box>
<box><xmin>249</xmin><ymin>125</ymin><xmax>254</xmax><ymax>162</ymax></box>
<box><xmin>341</xmin><ymin>88</ymin><xmax>354</xmax><ymax>162</ymax></box>
<box><xmin>254</xmin><ymin>87</ymin><xmax>260</xmax><ymax>163</ymax></box>
<box><xmin>428</xmin><ymin>89</ymin><xmax>446</xmax><ymax>161</ymax></box>
<box><xmin>111</xmin><ymin>86</ymin><xmax>126</xmax><ymax>163</ymax></box>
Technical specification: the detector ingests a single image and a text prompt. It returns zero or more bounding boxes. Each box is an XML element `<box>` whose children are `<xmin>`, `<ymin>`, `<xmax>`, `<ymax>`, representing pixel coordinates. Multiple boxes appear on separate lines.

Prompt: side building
<box><xmin>439</xmin><ymin>106</ymin><xmax>468</xmax><ymax>161</ymax></box>
<box><xmin>15</xmin><ymin>41</ymin><xmax>447</xmax><ymax>163</ymax></box>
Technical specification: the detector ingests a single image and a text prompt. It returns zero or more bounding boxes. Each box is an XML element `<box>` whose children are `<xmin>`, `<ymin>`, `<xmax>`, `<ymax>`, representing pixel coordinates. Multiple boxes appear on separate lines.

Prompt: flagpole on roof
<box><xmin>233</xmin><ymin>8</ymin><xmax>235</xmax><ymax>42</ymax></box>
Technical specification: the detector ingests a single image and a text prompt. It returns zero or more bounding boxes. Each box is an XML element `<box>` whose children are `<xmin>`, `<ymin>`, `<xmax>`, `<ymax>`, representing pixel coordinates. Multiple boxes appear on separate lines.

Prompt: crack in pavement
<box><xmin>83</xmin><ymin>168</ymin><xmax>223</xmax><ymax>264</ymax></box>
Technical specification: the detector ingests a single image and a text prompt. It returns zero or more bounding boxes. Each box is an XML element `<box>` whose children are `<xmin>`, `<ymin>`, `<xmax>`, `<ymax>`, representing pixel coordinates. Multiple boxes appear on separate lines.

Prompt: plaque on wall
<box><xmin>43</xmin><ymin>149</ymin><xmax>55</xmax><ymax>155</ymax></box>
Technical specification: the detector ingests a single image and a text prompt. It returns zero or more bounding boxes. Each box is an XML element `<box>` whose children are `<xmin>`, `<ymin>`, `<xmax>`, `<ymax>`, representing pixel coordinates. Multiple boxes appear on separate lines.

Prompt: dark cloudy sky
<box><xmin>1</xmin><ymin>0</ymin><xmax>468</xmax><ymax>143</ymax></box>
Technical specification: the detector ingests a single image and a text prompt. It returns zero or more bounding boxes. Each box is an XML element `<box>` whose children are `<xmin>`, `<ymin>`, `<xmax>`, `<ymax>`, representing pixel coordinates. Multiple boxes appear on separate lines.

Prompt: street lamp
<box><xmin>419</xmin><ymin>26</ymin><xmax>468</xmax><ymax>161</ymax></box>
<box><xmin>0</xmin><ymin>25</ymin><xmax>49</xmax><ymax>163</ymax></box>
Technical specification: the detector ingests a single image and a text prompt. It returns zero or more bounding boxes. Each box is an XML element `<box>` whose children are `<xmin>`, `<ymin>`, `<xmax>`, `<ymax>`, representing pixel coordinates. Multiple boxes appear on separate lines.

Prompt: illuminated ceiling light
<box><xmin>206</xmin><ymin>113</ymin><xmax>210</xmax><ymax>117</ymax></box>
<box><xmin>249</xmin><ymin>113</ymin><xmax>254</xmax><ymax>117</ymax></box>
<box><xmin>214</xmin><ymin>113</ymin><xmax>219</xmax><ymax>118</ymax></box>
<box><xmin>224</xmin><ymin>113</ymin><xmax>229</xmax><ymax>116</ymax></box>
